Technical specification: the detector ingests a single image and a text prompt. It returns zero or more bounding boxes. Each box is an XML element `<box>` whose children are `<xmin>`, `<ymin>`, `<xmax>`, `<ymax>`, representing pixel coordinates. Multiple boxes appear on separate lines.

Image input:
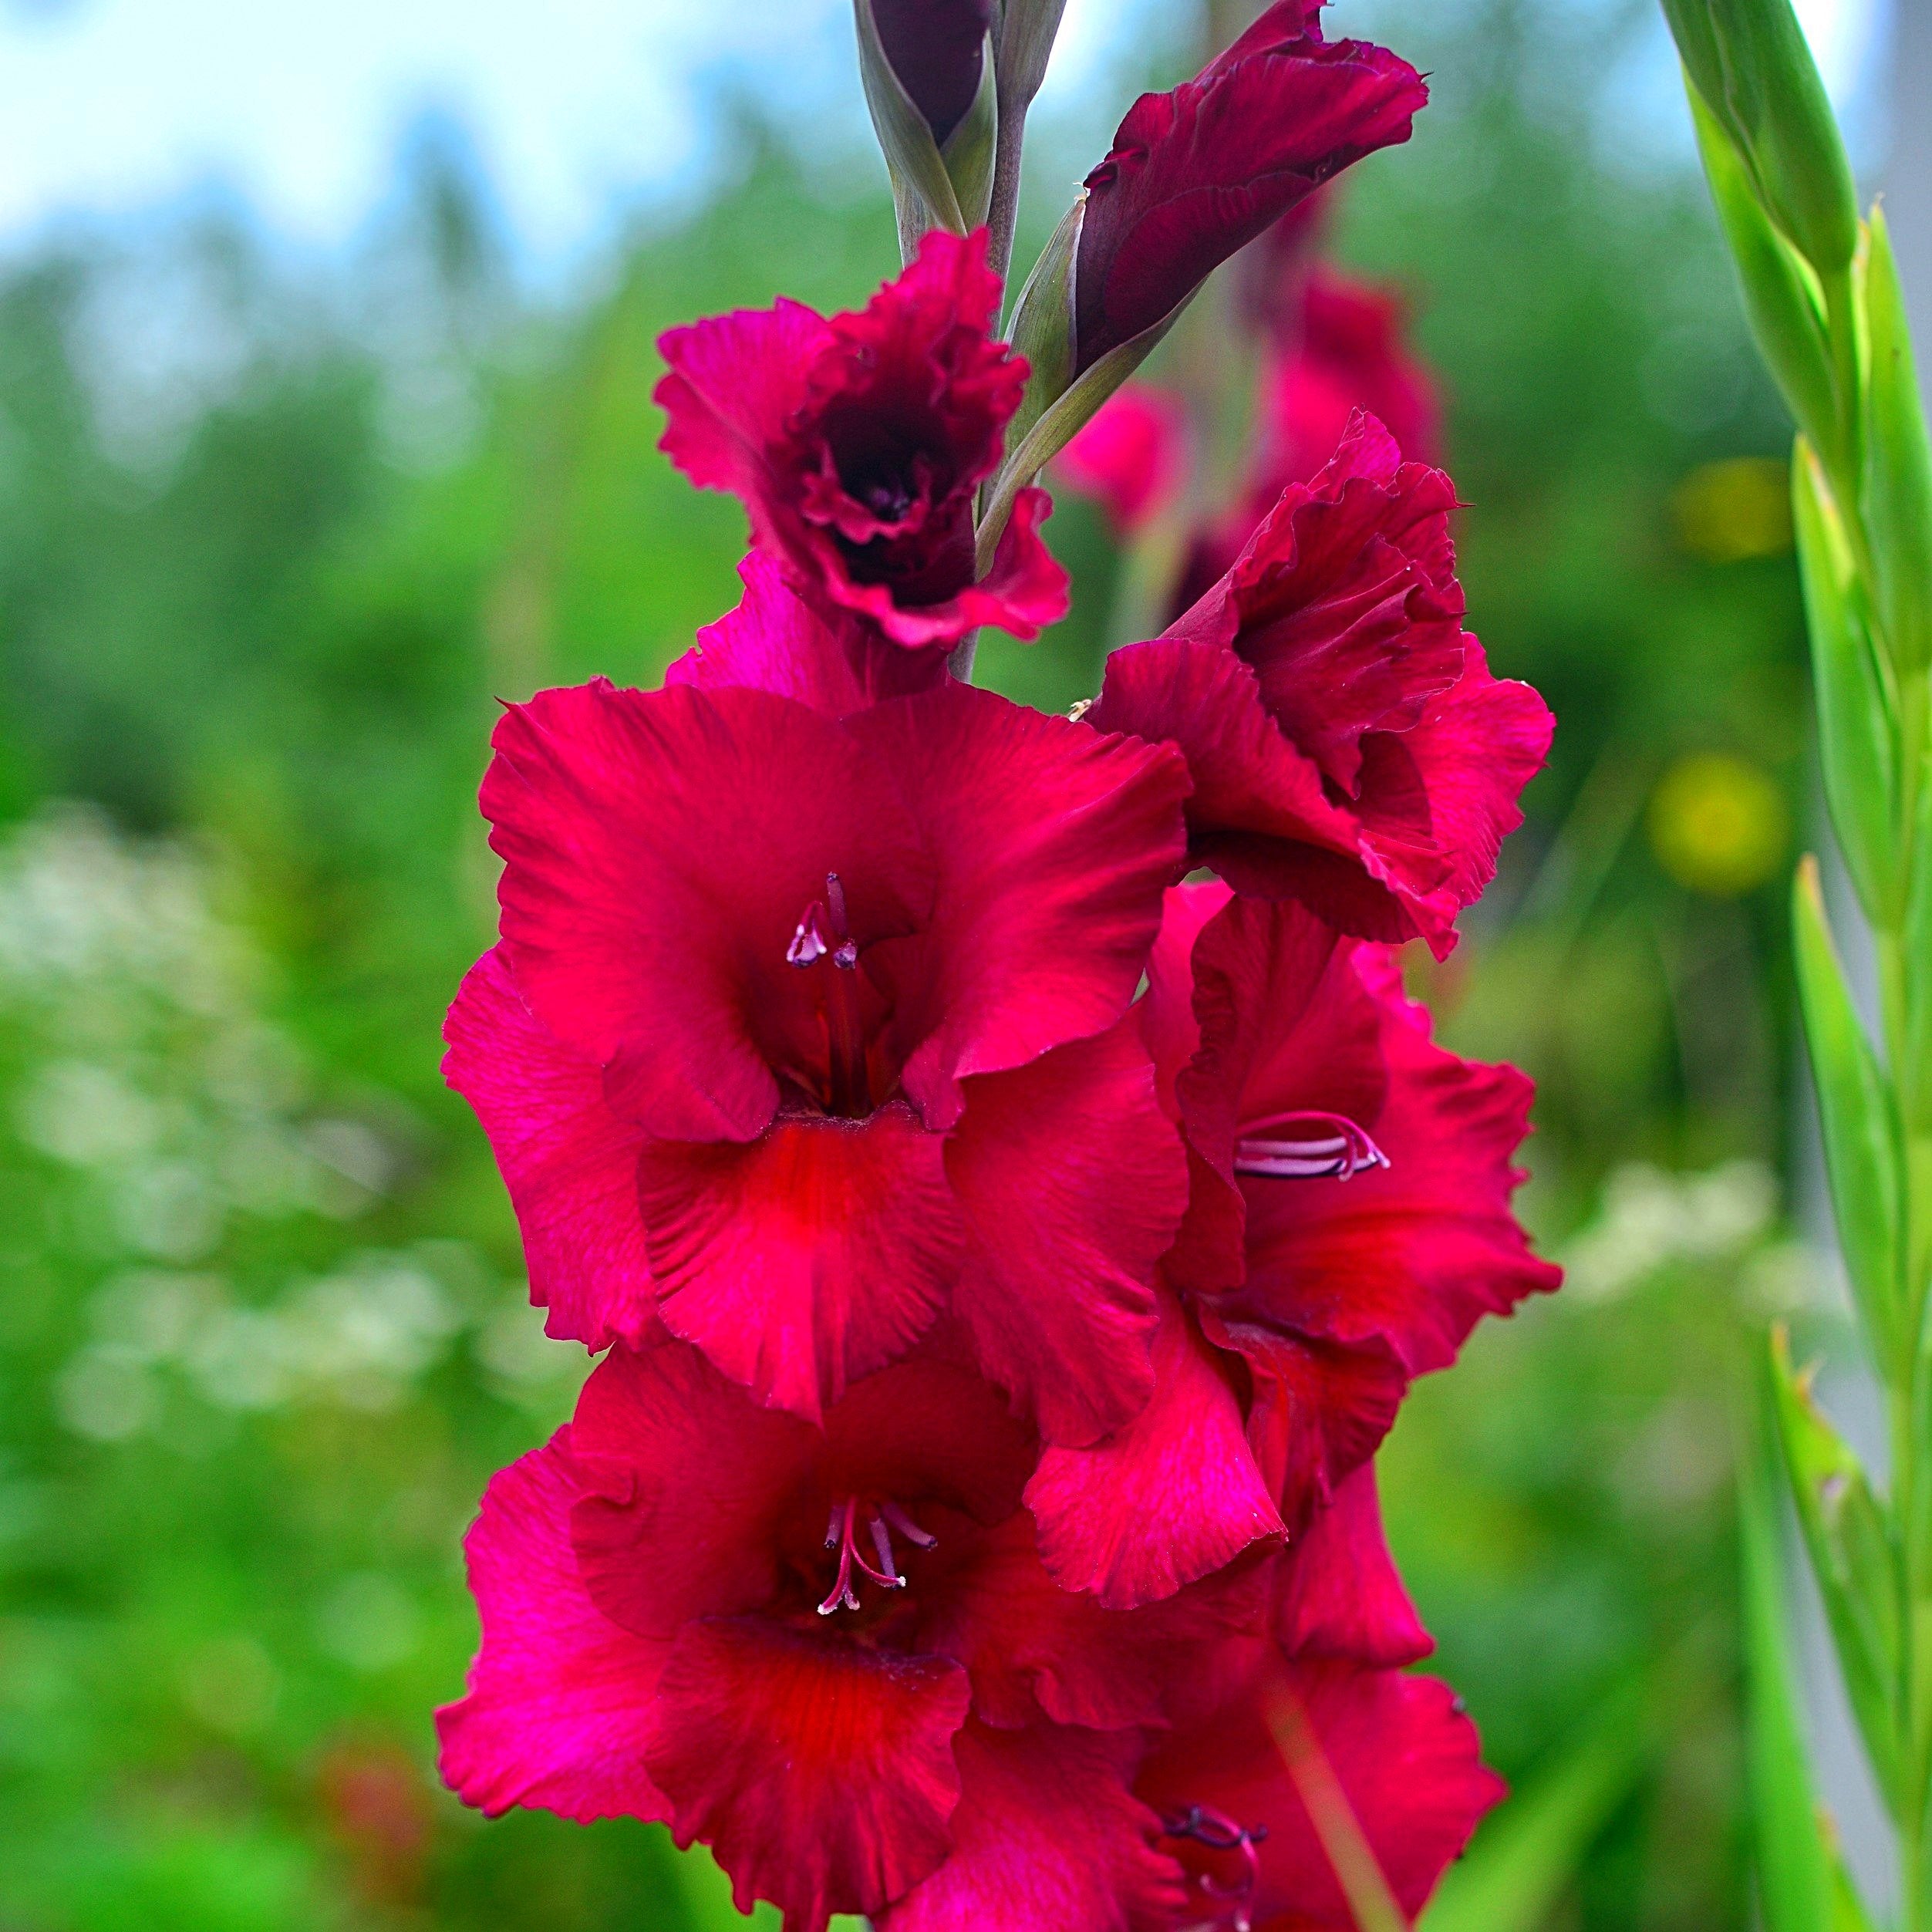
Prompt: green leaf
<box><xmin>1421</xmin><ymin>1674</ymin><xmax>1654</xmax><ymax>1932</ymax></box>
<box><xmin>1767</xmin><ymin>1324</ymin><xmax>1903</xmax><ymax>1812</ymax></box>
<box><xmin>1863</xmin><ymin>208</ymin><xmax>1932</xmax><ymax>678</ymax></box>
<box><xmin>1738</xmin><ymin>1431</ymin><xmax>1853</xmax><ymax>1932</ymax></box>
<box><xmin>1688</xmin><ymin>90</ymin><xmax>1839</xmax><ymax>457</ymax></box>
<box><xmin>851</xmin><ymin>0</ymin><xmax>972</xmax><ymax>261</ymax></box>
<box><xmin>1663</xmin><ymin>0</ymin><xmax>1859</xmax><ymax>275</ymax></box>
<box><xmin>1791</xmin><ymin>440</ymin><xmax>1900</xmax><ymax>922</ymax></box>
<box><xmin>1793</xmin><ymin>856</ymin><xmax>1908</xmax><ymax>1377</ymax></box>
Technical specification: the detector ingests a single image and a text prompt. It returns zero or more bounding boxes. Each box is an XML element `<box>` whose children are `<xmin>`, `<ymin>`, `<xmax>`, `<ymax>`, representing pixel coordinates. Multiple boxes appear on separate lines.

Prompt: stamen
<box><xmin>815</xmin><ymin>1494</ymin><xmax>933</xmax><ymax>1615</ymax></box>
<box><xmin>1234</xmin><ymin>1110</ymin><xmax>1388</xmax><ymax>1182</ymax></box>
<box><xmin>1162</xmin><ymin>1806</ymin><xmax>1269</xmax><ymax>1932</ymax></box>
<box><xmin>789</xmin><ymin>902</ymin><xmax>831</xmax><ymax>967</ymax></box>
<box><xmin>878</xmin><ymin>1499</ymin><xmax>938</xmax><ymax>1549</ymax></box>
<box><xmin>825</xmin><ymin>874</ymin><xmax>858</xmax><ymax>970</ymax></box>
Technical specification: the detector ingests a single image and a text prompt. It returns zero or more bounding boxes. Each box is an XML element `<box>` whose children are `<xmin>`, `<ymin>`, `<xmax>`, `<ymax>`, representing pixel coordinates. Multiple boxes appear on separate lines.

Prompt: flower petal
<box><xmin>851</xmin><ymin>682</ymin><xmax>1191</xmax><ymax>1127</ymax></box>
<box><xmin>443</xmin><ymin>946</ymin><xmax>656</xmax><ymax>1350</ymax></box>
<box><xmin>483</xmin><ymin>679</ymin><xmax>932</xmax><ymax>1141</ymax></box>
<box><xmin>917</xmin><ymin>1512</ymin><xmax>1265</xmax><ymax>1731</ymax></box>
<box><xmin>1272</xmin><ymin>1464</ymin><xmax>1431</xmax><ymax>1667</ymax></box>
<box><xmin>946</xmin><ymin>1021</ymin><xmax>1185</xmax><ymax>1445</ymax></box>
<box><xmin>669</xmin><ymin>551</ymin><xmax>949</xmax><ymax>716</ymax></box>
<box><xmin>879</xmin><ymin>1721</ymin><xmax>1187</xmax><ymax>1932</ymax></box>
<box><xmin>646</xmin><ymin>1617</ymin><xmax>969</xmax><ymax>1932</ymax></box>
<box><xmin>1026</xmin><ymin>1286</ymin><xmax>1283</xmax><ymax>1609</ymax></box>
<box><xmin>1135</xmin><ymin>1653</ymin><xmax>1502</xmax><ymax>1930</ymax></box>
<box><xmin>1073</xmin><ymin>1</ymin><xmax>1425</xmax><ymax>369</ymax></box>
<box><xmin>636</xmin><ymin>1106</ymin><xmax>963</xmax><ymax>1421</ymax></box>
<box><xmin>436</xmin><ymin>1430</ymin><xmax>672</xmax><ymax>1825</ymax></box>
<box><xmin>1055</xmin><ymin>385</ymin><xmax>1192</xmax><ymax>537</ymax></box>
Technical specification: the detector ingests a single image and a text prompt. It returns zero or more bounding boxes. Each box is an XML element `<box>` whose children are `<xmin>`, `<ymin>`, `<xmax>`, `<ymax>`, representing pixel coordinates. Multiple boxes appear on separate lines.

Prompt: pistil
<box><xmin>787</xmin><ymin>872</ymin><xmax>869</xmax><ymax>1114</ymax></box>
<box><xmin>1233</xmin><ymin>1109</ymin><xmax>1388</xmax><ymax>1182</ymax></box>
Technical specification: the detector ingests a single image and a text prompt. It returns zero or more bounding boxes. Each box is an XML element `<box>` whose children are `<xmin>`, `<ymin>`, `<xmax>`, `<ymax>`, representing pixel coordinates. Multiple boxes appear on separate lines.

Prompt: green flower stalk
<box><xmin>1664</xmin><ymin>0</ymin><xmax>1932</xmax><ymax>1922</ymax></box>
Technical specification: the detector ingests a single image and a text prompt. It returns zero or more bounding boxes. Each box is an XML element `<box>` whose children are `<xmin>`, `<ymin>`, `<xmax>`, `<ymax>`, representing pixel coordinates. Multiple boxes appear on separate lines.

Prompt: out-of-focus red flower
<box><xmin>1071</xmin><ymin>1</ymin><xmax>1425</xmax><ymax>373</ymax></box>
<box><xmin>315</xmin><ymin>1736</ymin><xmax>436</xmax><ymax>1907</ymax></box>
<box><xmin>1054</xmin><ymin>385</ymin><xmax>1192</xmax><ymax>537</ymax></box>
<box><xmin>440</xmin><ymin>1342</ymin><xmax>1250</xmax><ymax>1932</ymax></box>
<box><xmin>1092</xmin><ymin>414</ymin><xmax>1553</xmax><ymax>956</ymax></box>
<box><xmin>1266</xmin><ymin>270</ymin><xmax>1441</xmax><ymax>497</ymax></box>
<box><xmin>872</xmin><ymin>0</ymin><xmax>994</xmax><ymax>145</ymax></box>
<box><xmin>447</xmin><ymin>673</ymin><xmax>1191</xmax><ymax>1443</ymax></box>
<box><xmin>656</xmin><ymin>228</ymin><xmax>1065</xmax><ymax>649</ymax></box>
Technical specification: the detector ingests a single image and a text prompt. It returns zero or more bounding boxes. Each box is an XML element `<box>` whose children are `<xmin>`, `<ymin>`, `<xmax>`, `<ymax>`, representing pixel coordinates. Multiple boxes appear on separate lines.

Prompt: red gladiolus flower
<box><xmin>1026</xmin><ymin>881</ymin><xmax>1556</xmax><ymax>1607</ymax></box>
<box><xmin>1071</xmin><ymin>0</ymin><xmax>1426</xmax><ymax>373</ymax></box>
<box><xmin>1054</xmin><ymin>384</ymin><xmax>1192</xmax><ymax>536</ymax></box>
<box><xmin>448</xmin><ymin>673</ymin><xmax>1192</xmax><ymax>1442</ymax></box>
<box><xmin>1091</xmin><ymin>414</ymin><xmax>1553</xmax><ymax>955</ymax></box>
<box><xmin>440</xmin><ymin>1340</ymin><xmax>1254</xmax><ymax>1932</ymax></box>
<box><xmin>656</xmin><ymin>228</ymin><xmax>1066</xmax><ymax>648</ymax></box>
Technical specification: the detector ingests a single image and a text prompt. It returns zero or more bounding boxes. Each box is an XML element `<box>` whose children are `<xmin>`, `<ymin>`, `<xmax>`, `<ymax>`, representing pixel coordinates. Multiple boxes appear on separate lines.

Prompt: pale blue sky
<box><xmin>0</xmin><ymin>0</ymin><xmax>1886</xmax><ymax>269</ymax></box>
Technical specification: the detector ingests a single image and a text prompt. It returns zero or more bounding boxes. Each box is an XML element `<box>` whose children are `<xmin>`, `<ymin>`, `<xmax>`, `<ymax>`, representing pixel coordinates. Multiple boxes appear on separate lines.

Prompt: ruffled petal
<box><xmin>568</xmin><ymin>1341</ymin><xmax>820</xmax><ymax>1638</ymax></box>
<box><xmin>1135</xmin><ymin>1653</ymin><xmax>1502</xmax><ymax>1930</ymax></box>
<box><xmin>1073</xmin><ymin>1</ymin><xmax>1425</xmax><ymax>369</ymax></box>
<box><xmin>437</xmin><ymin>1431</ymin><xmax>672</xmax><ymax>1825</ymax></box>
<box><xmin>669</xmin><ymin>551</ymin><xmax>949</xmax><ymax>716</ymax></box>
<box><xmin>917</xmin><ymin>1512</ymin><xmax>1266</xmax><ymax>1731</ymax></box>
<box><xmin>656</xmin><ymin>299</ymin><xmax>830</xmax><ymax>499</ymax></box>
<box><xmin>443</xmin><ymin>946</ymin><xmax>655</xmax><ymax>1350</ymax></box>
<box><xmin>1237</xmin><ymin>950</ymin><xmax>1559</xmax><ymax>1376</ymax></box>
<box><xmin>482</xmin><ymin>679</ymin><xmax>932</xmax><ymax>1141</ymax></box>
<box><xmin>880</xmin><ymin>1721</ymin><xmax>1187</xmax><ymax>1932</ymax></box>
<box><xmin>851</xmin><ymin>682</ymin><xmax>1191</xmax><ymax>1127</ymax></box>
<box><xmin>1026</xmin><ymin>1286</ymin><xmax>1283</xmax><ymax>1609</ymax></box>
<box><xmin>636</xmin><ymin>1106</ymin><xmax>963</xmax><ymax>1421</ymax></box>
<box><xmin>646</xmin><ymin>1617</ymin><xmax>969</xmax><ymax>1932</ymax></box>
<box><xmin>1271</xmin><ymin>1464</ymin><xmax>1431</xmax><ymax>1667</ymax></box>
<box><xmin>946</xmin><ymin>1022</ymin><xmax>1185</xmax><ymax>1445</ymax></box>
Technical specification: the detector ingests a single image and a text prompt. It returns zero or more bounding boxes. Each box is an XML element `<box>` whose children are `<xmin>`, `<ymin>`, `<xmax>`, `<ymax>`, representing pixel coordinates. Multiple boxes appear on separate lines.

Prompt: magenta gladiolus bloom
<box><xmin>1071</xmin><ymin>0</ymin><xmax>1427</xmax><ymax>371</ymax></box>
<box><xmin>656</xmin><ymin>228</ymin><xmax>1067</xmax><ymax>648</ymax></box>
<box><xmin>1093</xmin><ymin>414</ymin><xmax>1554</xmax><ymax>954</ymax></box>
<box><xmin>439</xmin><ymin>1340</ymin><xmax>1255</xmax><ymax>1932</ymax></box>
<box><xmin>449</xmin><ymin>671</ymin><xmax>1192</xmax><ymax>1441</ymax></box>
<box><xmin>1023</xmin><ymin>880</ymin><xmax>1556</xmax><ymax>1607</ymax></box>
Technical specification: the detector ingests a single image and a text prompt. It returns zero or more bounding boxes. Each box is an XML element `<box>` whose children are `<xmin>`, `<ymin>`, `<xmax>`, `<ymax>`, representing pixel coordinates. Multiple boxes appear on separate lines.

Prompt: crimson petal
<box><xmin>443</xmin><ymin>946</ymin><xmax>655</xmax><ymax>1350</ymax></box>
<box><xmin>646</xmin><ymin>1617</ymin><xmax>969</xmax><ymax>1932</ymax></box>
<box><xmin>436</xmin><ymin>1431</ymin><xmax>672</xmax><ymax>1825</ymax></box>
<box><xmin>636</xmin><ymin>1107</ymin><xmax>963</xmax><ymax>1422</ymax></box>
<box><xmin>946</xmin><ymin>1021</ymin><xmax>1186</xmax><ymax>1445</ymax></box>
<box><xmin>879</xmin><ymin>1721</ymin><xmax>1188</xmax><ymax>1932</ymax></box>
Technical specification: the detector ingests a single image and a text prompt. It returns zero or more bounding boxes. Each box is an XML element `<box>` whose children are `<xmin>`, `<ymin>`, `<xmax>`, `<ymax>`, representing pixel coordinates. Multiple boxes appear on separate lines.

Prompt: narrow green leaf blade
<box><xmin>1767</xmin><ymin>1324</ymin><xmax>1903</xmax><ymax>1810</ymax></box>
<box><xmin>1738</xmin><ymin>1434</ymin><xmax>1839</xmax><ymax>1932</ymax></box>
<box><xmin>1864</xmin><ymin>207</ymin><xmax>1932</xmax><ymax>678</ymax></box>
<box><xmin>1792</xmin><ymin>856</ymin><xmax>1908</xmax><ymax>1377</ymax></box>
<box><xmin>1791</xmin><ymin>440</ymin><xmax>1900</xmax><ymax>922</ymax></box>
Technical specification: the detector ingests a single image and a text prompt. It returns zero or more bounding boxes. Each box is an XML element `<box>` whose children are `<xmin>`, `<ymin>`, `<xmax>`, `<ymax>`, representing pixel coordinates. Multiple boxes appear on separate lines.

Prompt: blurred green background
<box><xmin>0</xmin><ymin>0</ymin><xmax>1870</xmax><ymax>1924</ymax></box>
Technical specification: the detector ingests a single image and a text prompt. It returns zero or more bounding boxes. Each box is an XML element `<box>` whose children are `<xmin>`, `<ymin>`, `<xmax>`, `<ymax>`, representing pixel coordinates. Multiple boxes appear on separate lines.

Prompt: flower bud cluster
<box><xmin>436</xmin><ymin>9</ymin><xmax>1559</xmax><ymax>1929</ymax></box>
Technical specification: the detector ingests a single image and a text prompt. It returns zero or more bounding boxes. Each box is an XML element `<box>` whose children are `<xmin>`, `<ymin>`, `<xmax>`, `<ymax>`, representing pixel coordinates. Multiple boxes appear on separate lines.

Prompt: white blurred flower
<box><xmin>1564</xmin><ymin>1158</ymin><xmax>1779</xmax><ymax>1303</ymax></box>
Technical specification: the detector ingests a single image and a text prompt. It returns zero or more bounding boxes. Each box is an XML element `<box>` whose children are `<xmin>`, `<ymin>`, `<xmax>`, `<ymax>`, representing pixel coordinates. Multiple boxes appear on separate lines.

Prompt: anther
<box><xmin>789</xmin><ymin>902</ymin><xmax>831</xmax><ymax>968</ymax></box>
<box><xmin>815</xmin><ymin>1495</ymin><xmax>932</xmax><ymax>1616</ymax></box>
<box><xmin>1234</xmin><ymin>1110</ymin><xmax>1389</xmax><ymax>1182</ymax></box>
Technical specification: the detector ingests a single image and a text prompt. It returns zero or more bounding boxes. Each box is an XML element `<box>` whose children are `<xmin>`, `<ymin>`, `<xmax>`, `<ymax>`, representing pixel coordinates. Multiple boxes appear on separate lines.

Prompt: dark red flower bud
<box><xmin>1073</xmin><ymin>0</ymin><xmax>1426</xmax><ymax>372</ymax></box>
<box><xmin>872</xmin><ymin>0</ymin><xmax>995</xmax><ymax>146</ymax></box>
